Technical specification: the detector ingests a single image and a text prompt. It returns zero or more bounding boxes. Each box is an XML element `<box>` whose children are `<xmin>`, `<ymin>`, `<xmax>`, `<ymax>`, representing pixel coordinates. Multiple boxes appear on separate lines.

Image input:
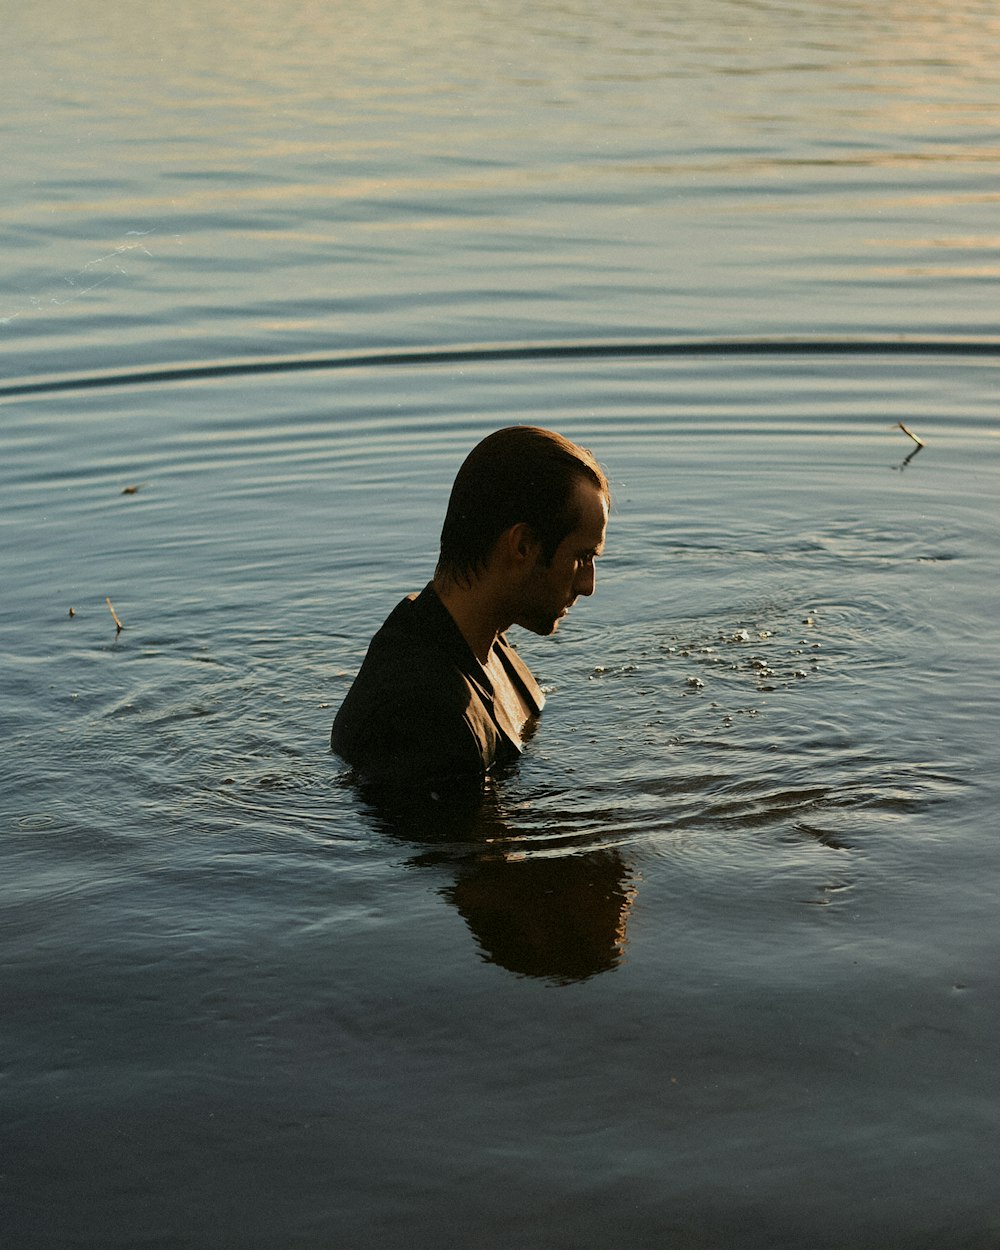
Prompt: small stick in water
<box><xmin>106</xmin><ymin>597</ymin><xmax>124</xmax><ymax>633</ymax></box>
<box><xmin>897</xmin><ymin>421</ymin><xmax>925</xmax><ymax>448</ymax></box>
<box><xmin>121</xmin><ymin>483</ymin><xmax>146</xmax><ymax>495</ymax></box>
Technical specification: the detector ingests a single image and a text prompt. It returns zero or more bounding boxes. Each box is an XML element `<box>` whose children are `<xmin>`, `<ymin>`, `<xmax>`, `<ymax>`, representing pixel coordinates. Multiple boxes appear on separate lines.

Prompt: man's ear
<box><xmin>501</xmin><ymin>521</ymin><xmax>541</xmax><ymax>567</ymax></box>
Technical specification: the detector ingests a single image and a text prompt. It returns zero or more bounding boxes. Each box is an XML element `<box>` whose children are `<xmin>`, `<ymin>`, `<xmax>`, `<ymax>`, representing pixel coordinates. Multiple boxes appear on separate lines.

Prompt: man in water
<box><xmin>331</xmin><ymin>425</ymin><xmax>609</xmax><ymax>794</ymax></box>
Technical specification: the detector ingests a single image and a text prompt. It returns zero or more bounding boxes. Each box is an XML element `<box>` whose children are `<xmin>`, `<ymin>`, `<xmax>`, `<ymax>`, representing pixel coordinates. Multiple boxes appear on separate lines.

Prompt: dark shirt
<box><xmin>331</xmin><ymin>584</ymin><xmax>545</xmax><ymax>792</ymax></box>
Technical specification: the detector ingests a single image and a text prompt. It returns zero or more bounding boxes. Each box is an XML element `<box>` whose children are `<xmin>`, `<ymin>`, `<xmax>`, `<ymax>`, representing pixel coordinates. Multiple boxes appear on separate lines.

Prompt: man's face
<box><xmin>515</xmin><ymin>479</ymin><xmax>608</xmax><ymax>636</ymax></box>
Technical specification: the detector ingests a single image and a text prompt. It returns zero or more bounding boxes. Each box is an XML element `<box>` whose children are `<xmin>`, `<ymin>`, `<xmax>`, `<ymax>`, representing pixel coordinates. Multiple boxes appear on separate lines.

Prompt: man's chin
<box><xmin>518</xmin><ymin>612</ymin><xmax>564</xmax><ymax>637</ymax></box>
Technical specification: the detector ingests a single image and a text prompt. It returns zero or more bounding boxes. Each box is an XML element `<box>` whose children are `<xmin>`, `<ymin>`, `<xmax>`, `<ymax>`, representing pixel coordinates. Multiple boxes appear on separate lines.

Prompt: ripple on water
<box><xmin>13</xmin><ymin>813</ymin><xmax>58</xmax><ymax>833</ymax></box>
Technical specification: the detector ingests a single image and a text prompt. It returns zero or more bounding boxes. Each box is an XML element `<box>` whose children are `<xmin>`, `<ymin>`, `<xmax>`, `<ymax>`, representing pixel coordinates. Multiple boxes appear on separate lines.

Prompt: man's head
<box><xmin>436</xmin><ymin>426</ymin><xmax>610</xmax><ymax>594</ymax></box>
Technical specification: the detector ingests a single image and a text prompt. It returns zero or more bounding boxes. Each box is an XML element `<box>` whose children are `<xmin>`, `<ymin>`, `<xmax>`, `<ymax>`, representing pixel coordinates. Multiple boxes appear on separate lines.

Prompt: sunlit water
<box><xmin>3</xmin><ymin>2</ymin><xmax>1000</xmax><ymax>1248</ymax></box>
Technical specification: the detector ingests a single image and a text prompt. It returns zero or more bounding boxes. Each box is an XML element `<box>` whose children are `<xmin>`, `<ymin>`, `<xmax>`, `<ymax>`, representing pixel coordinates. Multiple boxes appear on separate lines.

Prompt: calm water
<box><xmin>3</xmin><ymin>3</ymin><xmax>1000</xmax><ymax>1247</ymax></box>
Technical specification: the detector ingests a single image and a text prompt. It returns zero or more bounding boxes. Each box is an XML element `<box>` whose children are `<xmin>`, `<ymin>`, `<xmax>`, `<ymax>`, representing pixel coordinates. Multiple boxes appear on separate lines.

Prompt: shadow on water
<box><xmin>352</xmin><ymin>776</ymin><xmax>636</xmax><ymax>986</ymax></box>
<box><xmin>892</xmin><ymin>442</ymin><xmax>925</xmax><ymax>473</ymax></box>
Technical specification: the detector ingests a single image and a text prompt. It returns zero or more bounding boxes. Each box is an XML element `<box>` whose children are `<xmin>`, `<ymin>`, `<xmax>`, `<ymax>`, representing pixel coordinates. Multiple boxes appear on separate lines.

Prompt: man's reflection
<box><xmin>444</xmin><ymin>847</ymin><xmax>633</xmax><ymax>984</ymax></box>
<box><xmin>358</xmin><ymin>779</ymin><xmax>636</xmax><ymax>985</ymax></box>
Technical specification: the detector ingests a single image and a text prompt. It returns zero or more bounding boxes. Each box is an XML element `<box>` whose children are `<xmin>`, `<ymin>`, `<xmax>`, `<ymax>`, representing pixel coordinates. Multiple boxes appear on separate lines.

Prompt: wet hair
<box><xmin>436</xmin><ymin>426</ymin><xmax>609</xmax><ymax>584</ymax></box>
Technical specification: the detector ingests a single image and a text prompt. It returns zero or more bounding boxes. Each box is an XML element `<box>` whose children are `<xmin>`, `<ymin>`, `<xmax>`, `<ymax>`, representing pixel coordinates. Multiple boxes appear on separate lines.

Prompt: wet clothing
<box><xmin>331</xmin><ymin>584</ymin><xmax>544</xmax><ymax>792</ymax></box>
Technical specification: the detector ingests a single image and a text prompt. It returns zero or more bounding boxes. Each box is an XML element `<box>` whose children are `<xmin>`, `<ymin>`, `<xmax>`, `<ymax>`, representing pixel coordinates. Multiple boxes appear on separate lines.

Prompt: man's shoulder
<box><xmin>331</xmin><ymin>585</ymin><xmax>494</xmax><ymax>784</ymax></box>
<box><xmin>362</xmin><ymin>586</ymin><xmax>473</xmax><ymax>687</ymax></box>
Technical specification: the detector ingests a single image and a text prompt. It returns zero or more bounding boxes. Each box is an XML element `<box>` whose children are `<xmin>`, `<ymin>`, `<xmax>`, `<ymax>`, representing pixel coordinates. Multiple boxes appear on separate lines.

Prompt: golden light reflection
<box><xmin>871</xmin><ymin>265</ymin><xmax>1000</xmax><ymax>280</ymax></box>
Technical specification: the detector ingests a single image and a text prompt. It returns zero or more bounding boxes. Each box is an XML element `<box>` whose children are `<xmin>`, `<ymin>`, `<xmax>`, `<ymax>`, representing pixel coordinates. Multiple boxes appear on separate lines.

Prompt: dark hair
<box><xmin>436</xmin><ymin>426</ymin><xmax>609</xmax><ymax>584</ymax></box>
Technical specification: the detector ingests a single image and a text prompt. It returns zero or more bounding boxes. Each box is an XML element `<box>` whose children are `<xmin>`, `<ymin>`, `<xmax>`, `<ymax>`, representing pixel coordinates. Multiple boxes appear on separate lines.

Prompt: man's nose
<box><xmin>575</xmin><ymin>563</ymin><xmax>596</xmax><ymax>597</ymax></box>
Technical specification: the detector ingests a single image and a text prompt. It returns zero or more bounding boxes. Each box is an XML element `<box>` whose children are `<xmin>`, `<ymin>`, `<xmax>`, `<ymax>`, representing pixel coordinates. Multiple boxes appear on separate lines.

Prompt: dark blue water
<box><xmin>3</xmin><ymin>3</ymin><xmax>999</xmax><ymax>1247</ymax></box>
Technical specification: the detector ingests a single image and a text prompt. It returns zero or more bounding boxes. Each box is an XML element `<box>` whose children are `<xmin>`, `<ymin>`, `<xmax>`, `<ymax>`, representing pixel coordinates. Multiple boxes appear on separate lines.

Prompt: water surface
<box><xmin>2</xmin><ymin>2</ymin><xmax>1000</xmax><ymax>1247</ymax></box>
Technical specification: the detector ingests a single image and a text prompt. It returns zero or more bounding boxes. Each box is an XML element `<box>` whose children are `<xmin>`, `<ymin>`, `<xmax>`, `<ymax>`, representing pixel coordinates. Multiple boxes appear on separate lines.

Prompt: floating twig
<box><xmin>121</xmin><ymin>482</ymin><xmax>146</xmax><ymax>495</ymax></box>
<box><xmin>897</xmin><ymin>421</ymin><xmax>924</xmax><ymax>448</ymax></box>
<box><xmin>105</xmin><ymin>597</ymin><xmax>124</xmax><ymax>633</ymax></box>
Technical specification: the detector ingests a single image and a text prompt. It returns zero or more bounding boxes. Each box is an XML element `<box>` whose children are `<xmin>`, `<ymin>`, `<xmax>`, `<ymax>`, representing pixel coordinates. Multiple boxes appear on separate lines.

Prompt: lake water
<box><xmin>2</xmin><ymin>2</ymin><xmax>999</xmax><ymax>1247</ymax></box>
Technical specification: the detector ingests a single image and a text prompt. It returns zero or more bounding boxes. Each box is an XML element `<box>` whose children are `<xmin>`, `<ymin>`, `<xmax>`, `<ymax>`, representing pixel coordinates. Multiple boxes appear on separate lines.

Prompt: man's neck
<box><xmin>432</xmin><ymin>573</ymin><xmax>507</xmax><ymax>664</ymax></box>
